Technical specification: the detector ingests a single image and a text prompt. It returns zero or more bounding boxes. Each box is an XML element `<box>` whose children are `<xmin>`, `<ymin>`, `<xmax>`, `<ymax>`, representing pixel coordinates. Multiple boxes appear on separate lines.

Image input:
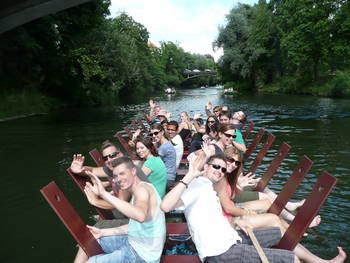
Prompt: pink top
<box><xmin>222</xmin><ymin>184</ymin><xmax>234</xmax><ymax>221</ymax></box>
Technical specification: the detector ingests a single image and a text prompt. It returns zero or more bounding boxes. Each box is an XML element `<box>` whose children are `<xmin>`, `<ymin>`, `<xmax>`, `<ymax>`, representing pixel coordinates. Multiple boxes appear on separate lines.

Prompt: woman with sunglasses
<box><xmin>135</xmin><ymin>137</ymin><xmax>167</xmax><ymax>198</ymax></box>
<box><xmin>214</xmin><ymin>146</ymin><xmax>320</xmax><ymax>228</ymax></box>
<box><xmin>150</xmin><ymin>123</ymin><xmax>177</xmax><ymax>188</ymax></box>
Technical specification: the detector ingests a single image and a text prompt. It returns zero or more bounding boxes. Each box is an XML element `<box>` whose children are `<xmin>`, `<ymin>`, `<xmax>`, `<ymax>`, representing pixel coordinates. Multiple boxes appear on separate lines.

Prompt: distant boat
<box><xmin>223</xmin><ymin>88</ymin><xmax>238</xmax><ymax>95</ymax></box>
<box><xmin>165</xmin><ymin>88</ymin><xmax>176</xmax><ymax>94</ymax></box>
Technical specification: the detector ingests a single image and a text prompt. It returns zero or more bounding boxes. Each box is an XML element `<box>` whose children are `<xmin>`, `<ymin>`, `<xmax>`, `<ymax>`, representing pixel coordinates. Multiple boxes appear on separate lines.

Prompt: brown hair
<box><xmin>101</xmin><ymin>140</ymin><xmax>119</xmax><ymax>152</ymax></box>
<box><xmin>224</xmin><ymin>146</ymin><xmax>242</xmax><ymax>194</ymax></box>
<box><xmin>135</xmin><ymin>137</ymin><xmax>158</xmax><ymax>158</ymax></box>
<box><xmin>151</xmin><ymin>123</ymin><xmax>174</xmax><ymax>145</ymax></box>
<box><xmin>218</xmin><ymin>123</ymin><xmax>236</xmax><ymax>133</ymax></box>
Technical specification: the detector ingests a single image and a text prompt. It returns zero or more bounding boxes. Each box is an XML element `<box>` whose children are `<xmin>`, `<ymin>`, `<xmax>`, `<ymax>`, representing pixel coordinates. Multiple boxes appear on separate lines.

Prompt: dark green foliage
<box><xmin>0</xmin><ymin>1</ymin><xmax>217</xmax><ymax>113</ymax></box>
<box><xmin>215</xmin><ymin>0</ymin><xmax>350</xmax><ymax>97</ymax></box>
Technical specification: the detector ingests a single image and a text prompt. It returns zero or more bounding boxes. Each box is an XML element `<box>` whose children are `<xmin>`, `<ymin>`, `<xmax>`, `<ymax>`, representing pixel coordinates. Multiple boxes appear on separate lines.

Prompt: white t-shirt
<box><xmin>171</xmin><ymin>134</ymin><xmax>184</xmax><ymax>169</ymax></box>
<box><xmin>181</xmin><ymin>177</ymin><xmax>242</xmax><ymax>261</ymax></box>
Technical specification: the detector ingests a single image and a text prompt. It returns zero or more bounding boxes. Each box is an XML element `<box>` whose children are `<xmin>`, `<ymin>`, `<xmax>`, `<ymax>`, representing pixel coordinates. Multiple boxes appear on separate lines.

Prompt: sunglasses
<box><xmin>103</xmin><ymin>152</ymin><xmax>119</xmax><ymax>161</ymax></box>
<box><xmin>214</xmin><ymin>110</ymin><xmax>221</xmax><ymax>113</ymax></box>
<box><xmin>223</xmin><ymin>133</ymin><xmax>237</xmax><ymax>139</ymax></box>
<box><xmin>208</xmin><ymin>120</ymin><xmax>216</xmax><ymax>124</ymax></box>
<box><xmin>227</xmin><ymin>158</ymin><xmax>241</xmax><ymax>166</ymax></box>
<box><xmin>149</xmin><ymin>131</ymin><xmax>160</xmax><ymax>137</ymax></box>
<box><xmin>167</xmin><ymin>128</ymin><xmax>177</xmax><ymax>132</ymax></box>
<box><xmin>209</xmin><ymin>163</ymin><xmax>227</xmax><ymax>173</ymax></box>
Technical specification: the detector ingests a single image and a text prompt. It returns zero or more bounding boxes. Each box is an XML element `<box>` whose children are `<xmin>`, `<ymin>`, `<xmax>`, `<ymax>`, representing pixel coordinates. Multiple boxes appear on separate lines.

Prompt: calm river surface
<box><xmin>1</xmin><ymin>86</ymin><xmax>349</xmax><ymax>262</ymax></box>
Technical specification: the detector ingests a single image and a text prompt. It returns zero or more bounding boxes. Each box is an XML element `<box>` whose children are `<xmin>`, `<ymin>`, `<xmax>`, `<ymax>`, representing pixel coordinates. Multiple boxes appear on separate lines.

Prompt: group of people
<box><xmin>70</xmin><ymin>100</ymin><xmax>346</xmax><ymax>263</ymax></box>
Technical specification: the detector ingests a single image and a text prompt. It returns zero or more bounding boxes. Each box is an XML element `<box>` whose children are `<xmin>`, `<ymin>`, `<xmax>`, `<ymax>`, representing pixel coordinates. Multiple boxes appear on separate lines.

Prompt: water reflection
<box><xmin>0</xmin><ymin>86</ymin><xmax>349</xmax><ymax>262</ymax></box>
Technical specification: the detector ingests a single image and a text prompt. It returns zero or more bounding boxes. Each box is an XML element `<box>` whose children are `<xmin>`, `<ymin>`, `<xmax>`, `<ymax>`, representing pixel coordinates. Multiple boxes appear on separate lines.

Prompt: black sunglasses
<box><xmin>208</xmin><ymin>120</ymin><xmax>216</xmax><ymax>124</ymax></box>
<box><xmin>209</xmin><ymin>163</ymin><xmax>227</xmax><ymax>173</ymax></box>
<box><xmin>224</xmin><ymin>133</ymin><xmax>236</xmax><ymax>139</ymax></box>
<box><xmin>227</xmin><ymin>158</ymin><xmax>241</xmax><ymax>166</ymax></box>
<box><xmin>103</xmin><ymin>151</ymin><xmax>119</xmax><ymax>161</ymax></box>
<box><xmin>149</xmin><ymin>131</ymin><xmax>160</xmax><ymax>137</ymax></box>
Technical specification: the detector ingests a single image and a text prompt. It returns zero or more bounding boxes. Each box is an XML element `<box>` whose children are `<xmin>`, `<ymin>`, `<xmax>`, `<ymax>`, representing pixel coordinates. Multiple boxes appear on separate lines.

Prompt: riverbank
<box><xmin>0</xmin><ymin>90</ymin><xmax>56</xmax><ymax>120</ymax></box>
<box><xmin>259</xmin><ymin>70</ymin><xmax>350</xmax><ymax>97</ymax></box>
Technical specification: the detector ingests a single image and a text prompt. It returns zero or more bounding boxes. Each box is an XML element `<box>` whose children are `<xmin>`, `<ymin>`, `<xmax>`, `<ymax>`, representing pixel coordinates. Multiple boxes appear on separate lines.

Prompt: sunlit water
<box><xmin>1</xmin><ymin>87</ymin><xmax>349</xmax><ymax>262</ymax></box>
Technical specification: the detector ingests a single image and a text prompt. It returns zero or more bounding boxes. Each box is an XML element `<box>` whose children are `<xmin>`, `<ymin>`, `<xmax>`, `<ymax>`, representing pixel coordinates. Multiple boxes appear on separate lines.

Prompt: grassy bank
<box><xmin>0</xmin><ymin>90</ymin><xmax>57</xmax><ymax>120</ymax></box>
<box><xmin>260</xmin><ymin>70</ymin><xmax>350</xmax><ymax>97</ymax></box>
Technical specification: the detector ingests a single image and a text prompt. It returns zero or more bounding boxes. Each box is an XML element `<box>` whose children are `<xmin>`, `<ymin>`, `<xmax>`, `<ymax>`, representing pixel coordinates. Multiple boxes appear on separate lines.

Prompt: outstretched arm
<box><xmin>161</xmin><ymin>156</ymin><xmax>203</xmax><ymax>212</ymax></box>
<box><xmin>87</xmin><ymin>171</ymin><xmax>149</xmax><ymax>222</ymax></box>
<box><xmin>70</xmin><ymin>154</ymin><xmax>108</xmax><ymax>177</ymax></box>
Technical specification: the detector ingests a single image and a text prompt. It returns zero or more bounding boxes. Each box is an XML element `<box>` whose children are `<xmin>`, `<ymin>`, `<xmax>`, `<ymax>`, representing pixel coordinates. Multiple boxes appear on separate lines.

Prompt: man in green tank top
<box><xmin>74</xmin><ymin>157</ymin><xmax>166</xmax><ymax>263</ymax></box>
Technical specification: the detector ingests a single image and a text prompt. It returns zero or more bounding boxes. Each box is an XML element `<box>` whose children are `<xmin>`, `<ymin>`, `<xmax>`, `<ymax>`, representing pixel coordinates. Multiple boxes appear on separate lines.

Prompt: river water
<box><xmin>1</xmin><ymin>86</ymin><xmax>349</xmax><ymax>262</ymax></box>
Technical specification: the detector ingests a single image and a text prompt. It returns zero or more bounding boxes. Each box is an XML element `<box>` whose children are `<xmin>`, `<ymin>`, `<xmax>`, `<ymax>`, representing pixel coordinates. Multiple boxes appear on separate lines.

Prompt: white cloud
<box><xmin>109</xmin><ymin>0</ymin><xmax>257</xmax><ymax>61</ymax></box>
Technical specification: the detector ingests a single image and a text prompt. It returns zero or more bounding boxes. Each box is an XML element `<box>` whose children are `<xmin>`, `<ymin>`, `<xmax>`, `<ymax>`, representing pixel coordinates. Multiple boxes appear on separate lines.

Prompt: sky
<box><xmin>109</xmin><ymin>0</ymin><xmax>258</xmax><ymax>61</ymax></box>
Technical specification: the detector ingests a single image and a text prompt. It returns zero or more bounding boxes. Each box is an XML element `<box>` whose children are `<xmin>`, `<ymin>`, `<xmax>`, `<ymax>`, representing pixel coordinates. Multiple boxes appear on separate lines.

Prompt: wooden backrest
<box><xmin>89</xmin><ymin>148</ymin><xmax>105</xmax><ymax>167</ymax></box>
<box><xmin>243</xmin><ymin>122</ymin><xmax>255</xmax><ymax>140</ymax></box>
<box><xmin>161</xmin><ymin>255</ymin><xmax>201</xmax><ymax>263</ymax></box>
<box><xmin>66</xmin><ymin>168</ymin><xmax>114</xmax><ymax>220</ymax></box>
<box><xmin>137</xmin><ymin>119</ymin><xmax>147</xmax><ymax>131</ymax></box>
<box><xmin>114</xmin><ymin>132</ymin><xmax>138</xmax><ymax>160</ymax></box>
<box><xmin>267</xmin><ymin>156</ymin><xmax>314</xmax><ymax>216</ymax></box>
<box><xmin>248</xmin><ymin>133</ymin><xmax>276</xmax><ymax>174</ymax></box>
<box><xmin>131</xmin><ymin>121</ymin><xmax>138</xmax><ymax>130</ymax></box>
<box><xmin>275</xmin><ymin>171</ymin><xmax>337</xmax><ymax>250</ymax></box>
<box><xmin>123</xmin><ymin>127</ymin><xmax>133</xmax><ymax>139</ymax></box>
<box><xmin>243</xmin><ymin>128</ymin><xmax>265</xmax><ymax>163</ymax></box>
<box><xmin>254</xmin><ymin>142</ymin><xmax>291</xmax><ymax>192</ymax></box>
<box><xmin>40</xmin><ymin>181</ymin><xmax>104</xmax><ymax>257</ymax></box>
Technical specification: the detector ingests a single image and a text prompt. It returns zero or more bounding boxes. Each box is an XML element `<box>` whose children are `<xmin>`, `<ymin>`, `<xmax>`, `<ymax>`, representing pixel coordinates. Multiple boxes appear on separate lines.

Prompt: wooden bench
<box><xmin>40</xmin><ymin>182</ymin><xmax>199</xmax><ymax>262</ymax></box>
<box><xmin>243</xmin><ymin>128</ymin><xmax>265</xmax><ymax>163</ymax></box>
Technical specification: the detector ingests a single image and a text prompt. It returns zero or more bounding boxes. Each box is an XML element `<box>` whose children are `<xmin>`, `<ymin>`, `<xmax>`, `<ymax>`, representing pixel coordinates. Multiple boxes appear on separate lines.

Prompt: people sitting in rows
<box><xmin>150</xmin><ymin>123</ymin><xmax>177</xmax><ymax>188</ymax></box>
<box><xmin>160</xmin><ymin>153</ymin><xmax>346</xmax><ymax>263</ymax></box>
<box><xmin>74</xmin><ymin>157</ymin><xmax>166</xmax><ymax>263</ymax></box>
<box><xmin>135</xmin><ymin>137</ymin><xmax>167</xmax><ymax>198</ymax></box>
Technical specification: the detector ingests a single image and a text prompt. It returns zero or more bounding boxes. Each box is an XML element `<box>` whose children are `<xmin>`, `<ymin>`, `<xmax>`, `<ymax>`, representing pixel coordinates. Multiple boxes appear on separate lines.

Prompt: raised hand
<box><xmin>193</xmin><ymin>112</ymin><xmax>201</xmax><ymax>120</ymax></box>
<box><xmin>187</xmin><ymin>153</ymin><xmax>204</xmax><ymax>180</ymax></box>
<box><xmin>70</xmin><ymin>154</ymin><xmax>85</xmax><ymax>174</ymax></box>
<box><xmin>149</xmin><ymin>99</ymin><xmax>155</xmax><ymax>108</ymax></box>
<box><xmin>237</xmin><ymin>172</ymin><xmax>260</xmax><ymax>189</ymax></box>
<box><xmin>85</xmin><ymin>171</ymin><xmax>108</xmax><ymax>198</ymax></box>
<box><xmin>201</xmin><ymin>141</ymin><xmax>215</xmax><ymax>158</ymax></box>
<box><xmin>84</xmin><ymin>184</ymin><xmax>99</xmax><ymax>206</ymax></box>
<box><xmin>206</xmin><ymin>101</ymin><xmax>212</xmax><ymax>110</ymax></box>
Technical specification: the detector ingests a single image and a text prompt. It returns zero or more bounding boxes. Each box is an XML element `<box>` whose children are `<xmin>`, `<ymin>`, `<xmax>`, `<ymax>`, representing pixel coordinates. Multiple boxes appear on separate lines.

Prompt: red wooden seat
<box><xmin>243</xmin><ymin>122</ymin><xmax>255</xmax><ymax>140</ymax></box>
<box><xmin>243</xmin><ymin>128</ymin><xmax>265</xmax><ymax>163</ymax></box>
<box><xmin>137</xmin><ymin>119</ymin><xmax>147</xmax><ymax>130</ymax></box>
<box><xmin>248</xmin><ymin>133</ymin><xmax>276</xmax><ymax>174</ymax></box>
<box><xmin>275</xmin><ymin>171</ymin><xmax>337</xmax><ymax>250</ymax></box>
<box><xmin>41</xmin><ymin>183</ymin><xmax>197</xmax><ymax>261</ymax></box>
<box><xmin>40</xmin><ymin>181</ymin><xmax>104</xmax><ymax>257</ymax></box>
<box><xmin>114</xmin><ymin>132</ymin><xmax>138</xmax><ymax>160</ymax></box>
<box><xmin>66</xmin><ymin>168</ymin><xmax>114</xmax><ymax>220</ymax></box>
<box><xmin>161</xmin><ymin>255</ymin><xmax>201</xmax><ymax>263</ymax></box>
<box><xmin>268</xmin><ymin>155</ymin><xmax>313</xmax><ymax>216</ymax></box>
<box><xmin>89</xmin><ymin>148</ymin><xmax>105</xmax><ymax>167</ymax></box>
<box><xmin>254</xmin><ymin>142</ymin><xmax>292</xmax><ymax>192</ymax></box>
<box><xmin>123</xmin><ymin>126</ymin><xmax>133</xmax><ymax>139</ymax></box>
<box><xmin>131</xmin><ymin>120</ymin><xmax>139</xmax><ymax>131</ymax></box>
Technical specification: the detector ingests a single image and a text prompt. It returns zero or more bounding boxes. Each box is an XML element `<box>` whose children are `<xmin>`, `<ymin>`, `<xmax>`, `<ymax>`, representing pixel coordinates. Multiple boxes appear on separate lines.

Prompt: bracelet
<box><xmin>178</xmin><ymin>180</ymin><xmax>188</xmax><ymax>188</ymax></box>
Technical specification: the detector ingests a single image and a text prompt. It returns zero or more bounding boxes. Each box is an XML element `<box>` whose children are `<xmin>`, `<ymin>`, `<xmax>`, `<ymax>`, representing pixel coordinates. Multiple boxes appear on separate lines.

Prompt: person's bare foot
<box><xmin>329</xmin><ymin>247</ymin><xmax>347</xmax><ymax>263</ymax></box>
<box><xmin>286</xmin><ymin>199</ymin><xmax>305</xmax><ymax>211</ymax></box>
<box><xmin>309</xmin><ymin>215</ymin><xmax>321</xmax><ymax>228</ymax></box>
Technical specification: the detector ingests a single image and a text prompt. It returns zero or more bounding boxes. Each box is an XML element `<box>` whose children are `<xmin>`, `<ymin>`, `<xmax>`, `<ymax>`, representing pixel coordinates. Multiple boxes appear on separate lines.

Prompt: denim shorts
<box><xmin>88</xmin><ymin>235</ymin><xmax>146</xmax><ymax>263</ymax></box>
